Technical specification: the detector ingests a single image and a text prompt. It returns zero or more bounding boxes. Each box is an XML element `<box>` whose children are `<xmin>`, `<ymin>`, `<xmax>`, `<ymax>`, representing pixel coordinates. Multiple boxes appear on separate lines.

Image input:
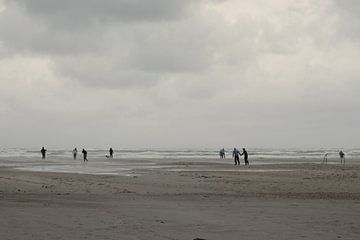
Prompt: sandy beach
<box><xmin>1</xmin><ymin>159</ymin><xmax>360</xmax><ymax>240</ymax></box>
<box><xmin>1</xmin><ymin>0</ymin><xmax>359</xmax><ymax>239</ymax></box>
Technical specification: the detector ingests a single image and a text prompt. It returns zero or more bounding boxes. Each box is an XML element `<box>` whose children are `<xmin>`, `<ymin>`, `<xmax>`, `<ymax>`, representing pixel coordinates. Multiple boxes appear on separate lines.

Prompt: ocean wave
<box><xmin>0</xmin><ymin>148</ymin><xmax>359</xmax><ymax>159</ymax></box>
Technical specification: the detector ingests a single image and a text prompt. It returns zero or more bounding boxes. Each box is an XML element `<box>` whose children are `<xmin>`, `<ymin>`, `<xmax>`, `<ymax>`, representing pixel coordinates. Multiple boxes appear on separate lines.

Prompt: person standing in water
<box><xmin>109</xmin><ymin>148</ymin><xmax>114</xmax><ymax>158</ymax></box>
<box><xmin>40</xmin><ymin>147</ymin><xmax>47</xmax><ymax>159</ymax></box>
<box><xmin>241</xmin><ymin>148</ymin><xmax>249</xmax><ymax>166</ymax></box>
<box><xmin>72</xmin><ymin>148</ymin><xmax>78</xmax><ymax>160</ymax></box>
<box><xmin>219</xmin><ymin>148</ymin><xmax>225</xmax><ymax>159</ymax></box>
<box><xmin>323</xmin><ymin>153</ymin><xmax>328</xmax><ymax>164</ymax></box>
<box><xmin>82</xmin><ymin>148</ymin><xmax>88</xmax><ymax>162</ymax></box>
<box><xmin>232</xmin><ymin>148</ymin><xmax>240</xmax><ymax>165</ymax></box>
<box><xmin>339</xmin><ymin>150</ymin><xmax>345</xmax><ymax>164</ymax></box>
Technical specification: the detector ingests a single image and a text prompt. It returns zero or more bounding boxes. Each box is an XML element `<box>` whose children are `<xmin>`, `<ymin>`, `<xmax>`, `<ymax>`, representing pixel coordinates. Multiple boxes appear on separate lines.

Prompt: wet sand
<box><xmin>1</xmin><ymin>160</ymin><xmax>360</xmax><ymax>239</ymax></box>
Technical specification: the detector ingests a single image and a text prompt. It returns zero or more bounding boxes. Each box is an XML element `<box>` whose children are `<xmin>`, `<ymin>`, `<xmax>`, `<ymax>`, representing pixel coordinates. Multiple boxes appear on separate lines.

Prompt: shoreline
<box><xmin>1</xmin><ymin>155</ymin><xmax>358</xmax><ymax>177</ymax></box>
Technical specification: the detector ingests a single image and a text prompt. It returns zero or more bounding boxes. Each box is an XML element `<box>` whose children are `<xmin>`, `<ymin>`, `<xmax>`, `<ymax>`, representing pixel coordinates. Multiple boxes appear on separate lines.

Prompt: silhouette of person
<box><xmin>241</xmin><ymin>148</ymin><xmax>249</xmax><ymax>166</ymax></box>
<box><xmin>40</xmin><ymin>147</ymin><xmax>47</xmax><ymax>159</ymax></box>
<box><xmin>73</xmin><ymin>148</ymin><xmax>78</xmax><ymax>160</ymax></box>
<box><xmin>232</xmin><ymin>148</ymin><xmax>240</xmax><ymax>165</ymax></box>
<box><xmin>323</xmin><ymin>153</ymin><xmax>328</xmax><ymax>164</ymax></box>
<box><xmin>219</xmin><ymin>148</ymin><xmax>225</xmax><ymax>159</ymax></box>
<box><xmin>109</xmin><ymin>148</ymin><xmax>114</xmax><ymax>158</ymax></box>
<box><xmin>339</xmin><ymin>150</ymin><xmax>345</xmax><ymax>164</ymax></box>
<box><xmin>82</xmin><ymin>148</ymin><xmax>88</xmax><ymax>162</ymax></box>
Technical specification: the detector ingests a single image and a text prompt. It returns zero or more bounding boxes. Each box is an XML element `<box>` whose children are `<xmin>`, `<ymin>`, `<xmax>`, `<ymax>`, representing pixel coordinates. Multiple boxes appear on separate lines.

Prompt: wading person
<box><xmin>109</xmin><ymin>148</ymin><xmax>114</xmax><ymax>158</ymax></box>
<box><xmin>232</xmin><ymin>148</ymin><xmax>240</xmax><ymax>165</ymax></box>
<box><xmin>72</xmin><ymin>148</ymin><xmax>78</xmax><ymax>160</ymax></box>
<box><xmin>339</xmin><ymin>150</ymin><xmax>345</xmax><ymax>165</ymax></box>
<box><xmin>219</xmin><ymin>148</ymin><xmax>225</xmax><ymax>159</ymax></box>
<box><xmin>323</xmin><ymin>153</ymin><xmax>328</xmax><ymax>164</ymax></box>
<box><xmin>241</xmin><ymin>148</ymin><xmax>249</xmax><ymax>166</ymax></box>
<box><xmin>40</xmin><ymin>147</ymin><xmax>47</xmax><ymax>159</ymax></box>
<box><xmin>82</xmin><ymin>148</ymin><xmax>88</xmax><ymax>162</ymax></box>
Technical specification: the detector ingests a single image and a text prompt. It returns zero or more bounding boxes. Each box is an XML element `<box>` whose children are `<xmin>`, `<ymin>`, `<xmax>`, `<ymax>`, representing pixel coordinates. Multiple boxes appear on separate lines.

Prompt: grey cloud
<box><xmin>0</xmin><ymin>0</ymin><xmax>214</xmax><ymax>89</ymax></box>
<box><xmin>51</xmin><ymin>18</ymin><xmax>216</xmax><ymax>89</ymax></box>
<box><xmin>128</xmin><ymin>20</ymin><xmax>215</xmax><ymax>73</ymax></box>
<box><xmin>0</xmin><ymin>0</ymin><xmax>194</xmax><ymax>54</ymax></box>
<box><xmin>9</xmin><ymin>0</ymin><xmax>191</xmax><ymax>27</ymax></box>
<box><xmin>0</xmin><ymin>3</ymin><xmax>104</xmax><ymax>55</ymax></box>
<box><xmin>57</xmin><ymin>58</ymin><xmax>161</xmax><ymax>88</ymax></box>
<box><xmin>1</xmin><ymin>0</ymin><xmax>360</xmax><ymax>148</ymax></box>
<box><xmin>130</xmin><ymin>41</ymin><xmax>212</xmax><ymax>73</ymax></box>
<box><xmin>334</xmin><ymin>0</ymin><xmax>360</xmax><ymax>40</ymax></box>
<box><xmin>335</xmin><ymin>0</ymin><xmax>360</xmax><ymax>16</ymax></box>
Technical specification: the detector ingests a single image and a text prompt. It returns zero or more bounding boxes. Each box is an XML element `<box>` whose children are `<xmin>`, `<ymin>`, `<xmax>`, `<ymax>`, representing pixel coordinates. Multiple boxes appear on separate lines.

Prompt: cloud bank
<box><xmin>0</xmin><ymin>0</ymin><xmax>359</xmax><ymax>148</ymax></box>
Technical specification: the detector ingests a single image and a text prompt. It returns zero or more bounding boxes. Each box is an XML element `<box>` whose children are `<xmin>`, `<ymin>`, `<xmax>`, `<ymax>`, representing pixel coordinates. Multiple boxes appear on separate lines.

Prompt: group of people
<box><xmin>71</xmin><ymin>148</ymin><xmax>89</xmax><ymax>162</ymax></box>
<box><xmin>222</xmin><ymin>148</ymin><xmax>347</xmax><ymax>166</ymax></box>
<box><xmin>41</xmin><ymin>147</ymin><xmax>347</xmax><ymax>166</ymax></box>
<box><xmin>40</xmin><ymin>147</ymin><xmax>114</xmax><ymax>162</ymax></box>
<box><xmin>323</xmin><ymin>150</ymin><xmax>346</xmax><ymax>164</ymax></box>
<box><xmin>219</xmin><ymin>148</ymin><xmax>249</xmax><ymax>166</ymax></box>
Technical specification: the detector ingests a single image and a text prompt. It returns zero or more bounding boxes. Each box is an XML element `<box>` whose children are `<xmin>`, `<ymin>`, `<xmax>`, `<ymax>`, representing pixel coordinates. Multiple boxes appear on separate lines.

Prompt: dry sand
<box><xmin>1</xmin><ymin>160</ymin><xmax>360</xmax><ymax>240</ymax></box>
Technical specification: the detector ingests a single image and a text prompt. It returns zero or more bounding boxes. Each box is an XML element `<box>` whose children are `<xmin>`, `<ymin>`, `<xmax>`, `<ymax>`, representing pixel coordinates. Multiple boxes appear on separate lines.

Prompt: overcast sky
<box><xmin>0</xmin><ymin>0</ymin><xmax>359</xmax><ymax>149</ymax></box>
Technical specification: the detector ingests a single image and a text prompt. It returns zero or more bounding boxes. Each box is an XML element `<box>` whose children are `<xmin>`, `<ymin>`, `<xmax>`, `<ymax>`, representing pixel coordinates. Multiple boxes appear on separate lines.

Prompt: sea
<box><xmin>0</xmin><ymin>148</ymin><xmax>358</xmax><ymax>176</ymax></box>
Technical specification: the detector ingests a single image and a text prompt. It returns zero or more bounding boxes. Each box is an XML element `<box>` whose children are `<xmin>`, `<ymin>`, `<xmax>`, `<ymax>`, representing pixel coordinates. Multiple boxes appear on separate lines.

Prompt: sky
<box><xmin>0</xmin><ymin>0</ymin><xmax>359</xmax><ymax>149</ymax></box>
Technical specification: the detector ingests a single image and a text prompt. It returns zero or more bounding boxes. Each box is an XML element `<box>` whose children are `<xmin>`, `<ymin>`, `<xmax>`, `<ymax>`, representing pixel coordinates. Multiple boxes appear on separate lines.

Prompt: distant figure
<box><xmin>232</xmin><ymin>148</ymin><xmax>240</xmax><ymax>165</ymax></box>
<box><xmin>109</xmin><ymin>148</ymin><xmax>114</xmax><ymax>158</ymax></box>
<box><xmin>82</xmin><ymin>148</ymin><xmax>88</xmax><ymax>162</ymax></box>
<box><xmin>72</xmin><ymin>148</ymin><xmax>78</xmax><ymax>160</ymax></box>
<box><xmin>339</xmin><ymin>150</ymin><xmax>345</xmax><ymax>164</ymax></box>
<box><xmin>323</xmin><ymin>153</ymin><xmax>328</xmax><ymax>164</ymax></box>
<box><xmin>40</xmin><ymin>147</ymin><xmax>47</xmax><ymax>159</ymax></box>
<box><xmin>241</xmin><ymin>148</ymin><xmax>249</xmax><ymax>166</ymax></box>
<box><xmin>219</xmin><ymin>148</ymin><xmax>225</xmax><ymax>159</ymax></box>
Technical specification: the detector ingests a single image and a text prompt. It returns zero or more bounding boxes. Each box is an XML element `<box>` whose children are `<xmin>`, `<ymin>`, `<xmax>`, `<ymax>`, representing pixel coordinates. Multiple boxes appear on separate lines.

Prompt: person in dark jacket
<box><xmin>219</xmin><ymin>148</ymin><xmax>225</xmax><ymax>159</ymax></box>
<box><xmin>82</xmin><ymin>148</ymin><xmax>88</xmax><ymax>162</ymax></box>
<box><xmin>109</xmin><ymin>148</ymin><xmax>114</xmax><ymax>158</ymax></box>
<box><xmin>241</xmin><ymin>148</ymin><xmax>249</xmax><ymax>166</ymax></box>
<box><xmin>339</xmin><ymin>150</ymin><xmax>345</xmax><ymax>165</ymax></box>
<box><xmin>40</xmin><ymin>147</ymin><xmax>47</xmax><ymax>159</ymax></box>
<box><xmin>232</xmin><ymin>148</ymin><xmax>240</xmax><ymax>165</ymax></box>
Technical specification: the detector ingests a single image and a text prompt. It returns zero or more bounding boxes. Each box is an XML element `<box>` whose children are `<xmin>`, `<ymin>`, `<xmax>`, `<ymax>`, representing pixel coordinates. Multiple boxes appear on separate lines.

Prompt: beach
<box><xmin>1</xmin><ymin>158</ymin><xmax>360</xmax><ymax>240</ymax></box>
<box><xmin>1</xmin><ymin>0</ymin><xmax>359</xmax><ymax>239</ymax></box>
